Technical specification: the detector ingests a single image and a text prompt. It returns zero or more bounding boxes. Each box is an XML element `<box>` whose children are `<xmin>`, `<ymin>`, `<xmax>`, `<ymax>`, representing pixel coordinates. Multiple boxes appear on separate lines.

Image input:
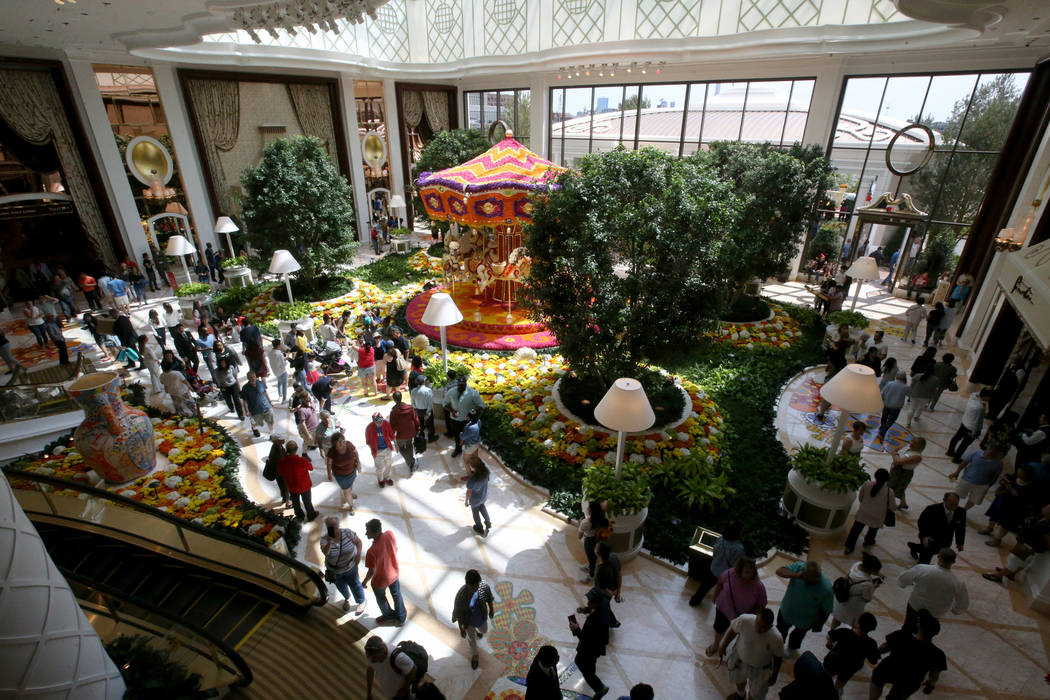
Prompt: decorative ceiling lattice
<box><xmin>485</xmin><ymin>0</ymin><xmax>527</xmax><ymax>55</ymax></box>
<box><xmin>367</xmin><ymin>0</ymin><xmax>410</xmax><ymax>61</ymax></box>
<box><xmin>427</xmin><ymin>0</ymin><xmax>464</xmax><ymax>61</ymax></box>
<box><xmin>868</xmin><ymin>0</ymin><xmax>899</xmax><ymax>22</ymax></box>
<box><xmin>634</xmin><ymin>0</ymin><xmax>702</xmax><ymax>39</ymax></box>
<box><xmin>553</xmin><ymin>0</ymin><xmax>606</xmax><ymax>47</ymax></box>
<box><xmin>738</xmin><ymin>0</ymin><xmax>821</xmax><ymax>32</ymax></box>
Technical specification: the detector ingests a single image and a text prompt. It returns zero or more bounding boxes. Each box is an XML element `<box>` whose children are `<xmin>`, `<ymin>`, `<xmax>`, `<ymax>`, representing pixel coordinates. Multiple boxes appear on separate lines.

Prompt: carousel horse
<box><xmin>499</xmin><ymin>246</ymin><xmax>532</xmax><ymax>282</ymax></box>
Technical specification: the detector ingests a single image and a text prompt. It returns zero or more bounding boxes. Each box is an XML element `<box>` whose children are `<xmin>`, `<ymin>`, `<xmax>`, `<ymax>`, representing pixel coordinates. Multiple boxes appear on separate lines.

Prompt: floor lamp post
<box><xmin>844</xmin><ymin>256</ymin><xmax>880</xmax><ymax>311</ymax></box>
<box><xmin>215</xmin><ymin>216</ymin><xmax>239</xmax><ymax>258</ymax></box>
<box><xmin>819</xmin><ymin>364</ymin><xmax>883</xmax><ymax>463</ymax></box>
<box><xmin>594</xmin><ymin>378</ymin><xmax>656</xmax><ymax>479</ymax></box>
<box><xmin>165</xmin><ymin>234</ymin><xmax>196</xmax><ymax>286</ymax></box>
<box><xmin>421</xmin><ymin>292</ymin><xmax>463</xmax><ymax>375</ymax></box>
<box><xmin>269</xmin><ymin>250</ymin><xmax>301</xmax><ymax>303</ymax></box>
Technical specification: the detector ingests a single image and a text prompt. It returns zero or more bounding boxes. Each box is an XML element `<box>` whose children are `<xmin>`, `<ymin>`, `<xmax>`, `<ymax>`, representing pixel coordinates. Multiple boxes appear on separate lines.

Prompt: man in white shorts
<box><xmin>948</xmin><ymin>445</ymin><xmax>1003</xmax><ymax>509</ymax></box>
<box><xmin>718</xmin><ymin>608</ymin><xmax>784</xmax><ymax>700</ymax></box>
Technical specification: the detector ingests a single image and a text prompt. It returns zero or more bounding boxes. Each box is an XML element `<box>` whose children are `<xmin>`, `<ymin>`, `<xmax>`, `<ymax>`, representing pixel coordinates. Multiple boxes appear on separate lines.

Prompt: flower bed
<box><xmin>8</xmin><ymin>413</ymin><xmax>299</xmax><ymax>550</ymax></box>
<box><xmin>708</xmin><ymin>301</ymin><xmax>801</xmax><ymax>349</ymax></box>
<box><xmin>409</xmin><ymin>250</ymin><xmax>444</xmax><ymax>275</ymax></box>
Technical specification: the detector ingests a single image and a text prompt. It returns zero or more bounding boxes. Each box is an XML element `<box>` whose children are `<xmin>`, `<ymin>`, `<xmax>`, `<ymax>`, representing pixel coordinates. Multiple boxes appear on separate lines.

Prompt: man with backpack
<box><xmin>364</xmin><ymin>635</ymin><xmax>427</xmax><ymax>700</ymax></box>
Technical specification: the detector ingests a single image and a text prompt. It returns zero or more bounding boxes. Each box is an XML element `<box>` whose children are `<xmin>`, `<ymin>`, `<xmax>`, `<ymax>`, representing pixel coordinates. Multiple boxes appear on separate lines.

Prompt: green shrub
<box><xmin>426</xmin><ymin>242</ymin><xmax>444</xmax><ymax>257</ymax></box>
<box><xmin>547</xmin><ymin>490</ymin><xmax>584</xmax><ymax>520</ymax></box>
<box><xmin>259</xmin><ymin>321</ymin><xmax>280</xmax><ymax>338</ymax></box>
<box><xmin>790</xmin><ymin>443</ymin><xmax>867</xmax><ymax>493</ymax></box>
<box><xmin>274</xmin><ymin>301</ymin><xmax>314</xmax><ymax>321</ymax></box>
<box><xmin>719</xmin><ymin>296</ymin><xmax>770</xmax><ymax>323</ymax></box>
<box><xmin>353</xmin><ymin>253</ymin><xmax>423</xmax><ymax>292</ymax></box>
<box><xmin>389</xmin><ymin>227</ymin><xmax>413</xmax><ymax>238</ymax></box>
<box><xmin>272</xmin><ymin>275</ymin><xmax>353</xmax><ymax>303</ymax></box>
<box><xmin>220</xmin><ymin>255</ymin><xmax>248</xmax><ymax>269</ymax></box>
<box><xmin>580</xmin><ymin>461</ymin><xmax>652</xmax><ymax>517</ymax></box>
<box><xmin>827</xmin><ymin>310</ymin><xmax>869</xmax><ymax>329</ymax></box>
<box><xmin>424</xmin><ymin>358</ymin><xmax>470</xmax><ymax>388</ymax></box>
<box><xmin>175</xmin><ymin>282</ymin><xmax>210</xmax><ymax>297</ymax></box>
<box><xmin>212</xmin><ymin>282</ymin><xmax>275</xmax><ymax>316</ymax></box>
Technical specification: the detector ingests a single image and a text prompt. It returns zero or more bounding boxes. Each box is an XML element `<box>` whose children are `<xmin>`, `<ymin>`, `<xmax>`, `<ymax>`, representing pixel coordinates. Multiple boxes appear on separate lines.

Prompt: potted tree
<box><xmin>782</xmin><ymin>444</ymin><xmax>867</xmax><ymax>536</ymax></box>
<box><xmin>581</xmin><ymin>461</ymin><xmax>652</xmax><ymax>562</ymax></box>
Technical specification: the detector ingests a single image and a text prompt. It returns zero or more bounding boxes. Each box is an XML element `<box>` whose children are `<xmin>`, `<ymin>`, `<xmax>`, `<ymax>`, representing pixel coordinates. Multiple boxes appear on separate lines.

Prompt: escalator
<box><xmin>36</xmin><ymin>523</ymin><xmax>278</xmax><ymax>653</ymax></box>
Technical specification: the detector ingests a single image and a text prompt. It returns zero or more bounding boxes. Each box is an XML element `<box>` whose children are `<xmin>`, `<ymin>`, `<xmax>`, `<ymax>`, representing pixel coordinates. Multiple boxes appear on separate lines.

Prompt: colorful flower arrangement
<box><xmin>708</xmin><ymin>301</ymin><xmax>801</xmax><ymax>350</ymax></box>
<box><xmin>409</xmin><ymin>250</ymin><xmax>444</xmax><ymax>275</ymax></box>
<box><xmin>8</xmin><ymin>413</ymin><xmax>298</xmax><ymax>550</ymax></box>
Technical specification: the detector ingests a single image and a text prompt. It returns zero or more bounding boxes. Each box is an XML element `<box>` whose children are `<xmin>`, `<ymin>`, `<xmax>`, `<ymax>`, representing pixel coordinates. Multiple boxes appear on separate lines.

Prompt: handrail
<box><xmin>3</xmin><ymin>352</ymin><xmax>84</xmax><ymax>388</ymax></box>
<box><xmin>5</xmin><ymin>466</ymin><xmax>327</xmax><ymax>609</ymax></box>
<box><xmin>64</xmin><ymin>572</ymin><xmax>253</xmax><ymax>690</ymax></box>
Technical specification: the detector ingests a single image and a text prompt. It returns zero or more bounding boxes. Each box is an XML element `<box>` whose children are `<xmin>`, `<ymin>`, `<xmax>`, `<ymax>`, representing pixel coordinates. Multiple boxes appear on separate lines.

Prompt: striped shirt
<box><xmin>320</xmin><ymin>528</ymin><xmax>358</xmax><ymax>571</ymax></box>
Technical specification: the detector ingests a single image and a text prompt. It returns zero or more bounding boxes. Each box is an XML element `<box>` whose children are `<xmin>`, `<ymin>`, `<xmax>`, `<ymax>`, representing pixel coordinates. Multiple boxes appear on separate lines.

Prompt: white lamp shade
<box><xmin>215</xmin><ymin>216</ymin><xmax>239</xmax><ymax>233</ymax></box>
<box><xmin>269</xmin><ymin>249</ymin><xmax>301</xmax><ymax>274</ymax></box>
<box><xmin>165</xmin><ymin>234</ymin><xmax>196</xmax><ymax>256</ymax></box>
<box><xmin>421</xmin><ymin>292</ymin><xmax>464</xmax><ymax>326</ymax></box>
<box><xmin>594</xmin><ymin>377</ymin><xmax>656</xmax><ymax>433</ymax></box>
<box><xmin>819</xmin><ymin>364</ymin><xmax>884</xmax><ymax>413</ymax></box>
<box><xmin>389</xmin><ymin>194</ymin><xmax>406</xmax><ymax>208</ymax></box>
<box><xmin>845</xmin><ymin>256</ymin><xmax>880</xmax><ymax>281</ymax></box>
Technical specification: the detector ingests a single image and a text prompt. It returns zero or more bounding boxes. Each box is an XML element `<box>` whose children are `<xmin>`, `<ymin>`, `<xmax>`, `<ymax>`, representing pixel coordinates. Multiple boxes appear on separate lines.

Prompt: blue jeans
<box><xmin>274</xmin><ymin>372</ymin><xmax>288</xmax><ymax>402</ymax></box>
<box><xmin>471</xmin><ymin>503</ymin><xmax>490</xmax><ymax>531</ymax></box>
<box><xmin>878</xmin><ymin>406</ymin><xmax>902</xmax><ymax>438</ymax></box>
<box><xmin>296</xmin><ymin>368</ymin><xmax>307</xmax><ymax>388</ymax></box>
<box><xmin>334</xmin><ymin>566</ymin><xmax>366</xmax><ymax>604</ymax></box>
<box><xmin>28</xmin><ymin>324</ymin><xmax>47</xmax><ymax>346</ymax></box>
<box><xmin>373</xmin><ymin>578</ymin><xmax>406</xmax><ymax>623</ymax></box>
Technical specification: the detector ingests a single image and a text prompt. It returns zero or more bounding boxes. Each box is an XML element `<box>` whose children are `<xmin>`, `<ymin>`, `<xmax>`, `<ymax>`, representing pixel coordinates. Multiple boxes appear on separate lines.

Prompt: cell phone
<box><xmin>327</xmin><ymin>525</ymin><xmax>336</xmax><ymax>538</ymax></box>
<box><xmin>568</xmin><ymin>614</ymin><xmax>578</xmax><ymax>626</ymax></box>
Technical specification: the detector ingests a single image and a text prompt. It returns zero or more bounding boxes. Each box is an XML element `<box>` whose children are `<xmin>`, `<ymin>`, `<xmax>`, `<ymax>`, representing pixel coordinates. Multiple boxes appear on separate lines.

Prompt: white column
<box><xmin>529</xmin><ymin>75</ymin><xmax>549</xmax><ymax>158</ymax></box>
<box><xmin>0</xmin><ymin>471</ymin><xmax>127</xmax><ymax>698</ymax></box>
<box><xmin>338</xmin><ymin>74</ymin><xmax>372</xmax><ymax>242</ymax></box>
<box><xmin>382</xmin><ymin>78</ymin><xmax>407</xmax><ymax>212</ymax></box>
<box><xmin>151</xmin><ymin>64</ymin><xmax>220</xmax><ymax>255</ymax></box>
<box><xmin>64</xmin><ymin>59</ymin><xmax>147</xmax><ymax>266</ymax></box>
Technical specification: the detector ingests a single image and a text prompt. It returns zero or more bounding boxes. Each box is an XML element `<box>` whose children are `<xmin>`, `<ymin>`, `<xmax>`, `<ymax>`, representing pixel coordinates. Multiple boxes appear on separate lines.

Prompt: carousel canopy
<box><xmin>417</xmin><ymin>136</ymin><xmax>566</xmax><ymax>227</ymax></box>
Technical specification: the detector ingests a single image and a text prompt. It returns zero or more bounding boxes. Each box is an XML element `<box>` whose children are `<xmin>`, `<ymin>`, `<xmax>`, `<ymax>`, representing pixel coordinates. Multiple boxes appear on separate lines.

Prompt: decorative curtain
<box><xmin>186</xmin><ymin>78</ymin><xmax>239</xmax><ymax>215</ymax></box>
<box><xmin>422</xmin><ymin>91</ymin><xmax>450</xmax><ymax>132</ymax></box>
<box><xmin>287</xmin><ymin>83</ymin><xmax>338</xmax><ymax>162</ymax></box>
<box><xmin>0</xmin><ymin>69</ymin><xmax>118</xmax><ymax>270</ymax></box>
<box><xmin>402</xmin><ymin>89</ymin><xmax>424</xmax><ymax>129</ymax></box>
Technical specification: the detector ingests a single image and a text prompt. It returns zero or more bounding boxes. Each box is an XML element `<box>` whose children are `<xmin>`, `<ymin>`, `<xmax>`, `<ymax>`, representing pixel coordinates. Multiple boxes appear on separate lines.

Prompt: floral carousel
<box><xmin>408</xmin><ymin>133</ymin><xmax>563</xmax><ymax>350</ymax></box>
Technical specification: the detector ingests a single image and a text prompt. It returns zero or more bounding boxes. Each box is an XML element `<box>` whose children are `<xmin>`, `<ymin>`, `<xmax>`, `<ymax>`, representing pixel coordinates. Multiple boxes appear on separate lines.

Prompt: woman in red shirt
<box><xmin>353</xmin><ymin>333</ymin><xmax>378</xmax><ymax>397</ymax></box>
<box><xmin>277</xmin><ymin>440</ymin><xmax>317</xmax><ymax>522</ymax></box>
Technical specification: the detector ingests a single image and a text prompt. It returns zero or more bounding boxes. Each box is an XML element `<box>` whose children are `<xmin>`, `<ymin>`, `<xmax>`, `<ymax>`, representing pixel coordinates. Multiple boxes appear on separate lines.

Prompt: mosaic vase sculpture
<box><xmin>69</xmin><ymin>372</ymin><xmax>155</xmax><ymax>483</ymax></box>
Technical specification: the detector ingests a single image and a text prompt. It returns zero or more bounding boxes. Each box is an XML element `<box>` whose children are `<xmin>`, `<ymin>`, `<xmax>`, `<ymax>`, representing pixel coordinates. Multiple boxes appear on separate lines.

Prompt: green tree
<box><xmin>692</xmin><ymin>141</ymin><xmax>832</xmax><ymax>302</ymax></box>
<box><xmin>910</xmin><ymin>74</ymin><xmax>1022</xmax><ymax>227</ymax></box>
<box><xmin>915</xmin><ymin>226</ymin><xmax>958</xmax><ymax>278</ymax></box>
<box><xmin>240</xmin><ymin>136</ymin><xmax>356</xmax><ymax>295</ymax></box>
<box><xmin>521</xmin><ymin>147</ymin><xmax>739</xmax><ymax>384</ymax></box>
<box><xmin>411</xmin><ymin>128</ymin><xmax>490</xmax><ymax>229</ymax></box>
<box><xmin>618</xmin><ymin>94</ymin><xmax>651</xmax><ymax>111</ymax></box>
<box><xmin>499</xmin><ymin>92</ymin><xmax>531</xmax><ymax>143</ymax></box>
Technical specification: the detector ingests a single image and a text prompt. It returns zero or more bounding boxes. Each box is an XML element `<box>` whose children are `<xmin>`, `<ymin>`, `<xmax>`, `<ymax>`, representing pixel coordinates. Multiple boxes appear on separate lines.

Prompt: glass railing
<box><xmin>5</xmin><ymin>467</ymin><xmax>327</xmax><ymax>609</ymax></box>
<box><xmin>70</xmin><ymin>577</ymin><xmax>252</xmax><ymax>691</ymax></box>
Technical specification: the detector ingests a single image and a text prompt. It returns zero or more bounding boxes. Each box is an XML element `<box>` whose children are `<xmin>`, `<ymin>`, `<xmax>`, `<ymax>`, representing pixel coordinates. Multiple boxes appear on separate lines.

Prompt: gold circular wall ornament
<box><xmin>362</xmin><ymin>132</ymin><xmax>387</xmax><ymax>171</ymax></box>
<box><xmin>125</xmin><ymin>136</ymin><xmax>173</xmax><ymax>186</ymax></box>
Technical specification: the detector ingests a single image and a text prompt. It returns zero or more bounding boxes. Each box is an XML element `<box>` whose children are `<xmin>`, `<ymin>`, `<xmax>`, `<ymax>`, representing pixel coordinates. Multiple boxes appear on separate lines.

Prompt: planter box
<box><xmin>582</xmin><ymin>492</ymin><xmax>648</xmax><ymax>564</ymax></box>
<box><xmin>782</xmin><ymin>468</ymin><xmax>857</xmax><ymax>537</ymax></box>
<box><xmin>277</xmin><ymin>317</ymin><xmax>315</xmax><ymax>343</ymax></box>
<box><xmin>223</xmin><ymin>265</ymin><xmax>254</xmax><ymax>288</ymax></box>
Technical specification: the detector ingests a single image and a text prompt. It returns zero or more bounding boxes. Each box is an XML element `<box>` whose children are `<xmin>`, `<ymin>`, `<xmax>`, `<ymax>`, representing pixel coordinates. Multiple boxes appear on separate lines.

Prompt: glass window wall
<box><xmin>463</xmin><ymin>88</ymin><xmax>531</xmax><ymax>146</ymax></box>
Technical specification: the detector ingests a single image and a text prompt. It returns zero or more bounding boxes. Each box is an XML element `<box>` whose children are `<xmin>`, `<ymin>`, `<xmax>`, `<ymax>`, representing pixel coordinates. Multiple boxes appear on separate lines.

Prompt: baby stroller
<box><xmin>184</xmin><ymin>368</ymin><xmax>219</xmax><ymax>406</ymax></box>
<box><xmin>311</xmin><ymin>339</ymin><xmax>349</xmax><ymax>376</ymax></box>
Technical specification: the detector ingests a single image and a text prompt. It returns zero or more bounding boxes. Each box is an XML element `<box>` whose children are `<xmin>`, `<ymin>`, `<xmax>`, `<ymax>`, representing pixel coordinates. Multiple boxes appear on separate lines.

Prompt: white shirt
<box><xmin>866</xmin><ymin>339</ymin><xmax>888</xmax><ymax>360</ymax></box>
<box><xmin>961</xmin><ymin>395</ymin><xmax>985</xmax><ymax>432</ymax></box>
<box><xmin>905</xmin><ymin>304</ymin><xmax>927</xmax><ymax>323</ymax></box>
<box><xmin>319</xmin><ymin>323</ymin><xmax>338</xmax><ymax>342</ymax></box>
<box><xmin>266</xmin><ymin>347</ymin><xmax>289</xmax><ymax>376</ymax></box>
<box><xmin>898</xmin><ymin>563</ymin><xmax>969</xmax><ymax>618</ymax></box>
<box><xmin>165</xmin><ymin>308</ymin><xmax>182</xmax><ymax>327</ymax></box>
<box><xmin>729</xmin><ymin>614</ymin><xmax>785</xmax><ymax>667</ymax></box>
<box><xmin>370</xmin><ymin>651</ymin><xmax>414</xmax><ymax>697</ymax></box>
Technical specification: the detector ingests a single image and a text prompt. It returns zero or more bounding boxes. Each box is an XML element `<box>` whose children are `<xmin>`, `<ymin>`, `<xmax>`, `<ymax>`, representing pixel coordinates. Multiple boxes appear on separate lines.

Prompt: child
<box><xmin>465</xmin><ymin>457</ymin><xmax>491</xmax><ymax>537</ymax></box>
<box><xmin>460</xmin><ymin>409</ymin><xmax>482</xmax><ymax>478</ymax></box>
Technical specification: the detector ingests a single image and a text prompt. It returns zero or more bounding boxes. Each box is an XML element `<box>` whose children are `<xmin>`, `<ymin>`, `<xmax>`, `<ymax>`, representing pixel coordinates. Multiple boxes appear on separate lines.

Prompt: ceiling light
<box><xmin>610</xmin><ymin>71</ymin><xmax>615</xmax><ymax>77</ymax></box>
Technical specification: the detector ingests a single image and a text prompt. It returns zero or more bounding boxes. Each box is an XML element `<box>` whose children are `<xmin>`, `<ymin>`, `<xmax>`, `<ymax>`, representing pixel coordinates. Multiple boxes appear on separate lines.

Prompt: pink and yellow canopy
<box><xmin>416</xmin><ymin>136</ymin><xmax>565</xmax><ymax>227</ymax></box>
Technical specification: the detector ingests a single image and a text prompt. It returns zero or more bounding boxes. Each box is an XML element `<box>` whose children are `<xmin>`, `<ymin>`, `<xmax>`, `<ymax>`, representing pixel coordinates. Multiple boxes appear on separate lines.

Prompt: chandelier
<box><xmin>232</xmin><ymin>0</ymin><xmax>390</xmax><ymax>42</ymax></box>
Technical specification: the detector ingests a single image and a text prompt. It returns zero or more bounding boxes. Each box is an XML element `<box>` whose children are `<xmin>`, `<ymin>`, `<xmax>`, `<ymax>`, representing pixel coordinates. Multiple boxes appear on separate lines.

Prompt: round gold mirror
<box><xmin>362</xmin><ymin>132</ymin><xmax>387</xmax><ymax>171</ymax></box>
<box><xmin>125</xmin><ymin>136</ymin><xmax>173</xmax><ymax>186</ymax></box>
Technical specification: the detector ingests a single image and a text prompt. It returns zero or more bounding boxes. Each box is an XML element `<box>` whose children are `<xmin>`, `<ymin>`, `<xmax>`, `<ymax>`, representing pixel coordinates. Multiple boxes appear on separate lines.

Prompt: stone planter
<box><xmin>782</xmin><ymin>468</ymin><xmax>857</xmax><ymax>537</ymax></box>
<box><xmin>177</xmin><ymin>293</ymin><xmax>211</xmax><ymax>323</ymax></box>
<box><xmin>277</xmin><ymin>317</ymin><xmax>315</xmax><ymax>343</ymax></box>
<box><xmin>582</xmin><ymin>492</ymin><xmax>649</xmax><ymax>563</ymax></box>
<box><xmin>68</xmin><ymin>372</ymin><xmax>155</xmax><ymax>484</ymax></box>
<box><xmin>223</xmin><ymin>265</ymin><xmax>254</xmax><ymax>288</ymax></box>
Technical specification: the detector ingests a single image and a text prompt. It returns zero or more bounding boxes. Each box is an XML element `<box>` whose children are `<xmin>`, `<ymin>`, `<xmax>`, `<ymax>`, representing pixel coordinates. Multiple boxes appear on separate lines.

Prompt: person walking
<box><xmin>830</xmin><ymin>553</ymin><xmax>883</xmax><ymax>629</ymax></box>
<box><xmin>262</xmin><ymin>435</ymin><xmax>291</xmax><ymax>510</ymax></box>
<box><xmin>240</xmin><ymin>371</ymin><xmax>274</xmax><ymax>438</ymax></box>
<box><xmin>294</xmin><ymin>399</ymin><xmax>320</xmax><ymax>453</ymax></box>
<box><xmin>451</xmin><ymin>569</ymin><xmax>494</xmax><ymax>669</ymax></box>
<box><xmin>898</xmin><ymin>547</ymin><xmax>969</xmax><ymax>632</ymax></box>
<box><xmin>364</xmin><ymin>636</ymin><xmax>416</xmax><ymax>700</ymax></box>
<box><xmin>525</xmin><ymin>646</ymin><xmax>561</xmax><ymax>699</ymax></box>
<box><xmin>922</xmin><ymin>302</ymin><xmax>945</xmax><ymax>347</ymax></box>
<box><xmin>314</xmin><ymin>410</ymin><xmax>340</xmax><ymax>456</ymax></box>
<box><xmin>774</xmin><ymin>560</ymin><xmax>834</xmax><ymax>657</ymax></box>
<box><xmin>902</xmin><ymin>297</ymin><xmax>927</xmax><ymax>344</ymax></box>
<box><xmin>326</xmin><ymin>431</ymin><xmax>361</xmax><ymax>513</ymax></box>
<box><xmin>0</xmin><ymin>329</ymin><xmax>25</xmax><ymax>378</ymax></box>
<box><xmin>979</xmin><ymin>464</ymin><xmax>1039</xmax><ymax>546</ymax></box>
<box><xmin>822</xmin><ymin>612</ymin><xmax>880</xmax><ymax>695</ymax></box>
<box><xmin>445</xmin><ymin>375</ymin><xmax>485</xmax><ymax>458</ymax></box>
<box><xmin>982</xmin><ymin>503</ymin><xmax>1050</xmax><ymax>583</ymax></box>
<box><xmin>78</xmin><ymin>272</ymin><xmax>100</xmax><ymax>311</ymax></box>
<box><xmin>689</xmin><ymin>521</ymin><xmax>745</xmax><ymax>607</ymax></box>
<box><xmin>277</xmin><ymin>440</ymin><xmax>318</xmax><ymax>522</ymax></box>
<box><xmin>578</xmin><ymin>500</ymin><xmax>610</xmax><ymax>583</ymax></box>
<box><xmin>365</xmin><ymin>412</ymin><xmax>397</xmax><ymax>488</ymax></box>
<box><xmin>141</xmin><ymin>252</ymin><xmax>159</xmax><ymax>291</ymax></box>
<box><xmin>410</xmin><ymin>375</ymin><xmax>438</xmax><ymax>443</ymax></box>
<box><xmin>383</xmin><ymin>347</ymin><xmax>407</xmax><ymax>400</ymax></box>
<box><xmin>843</xmin><ymin>469</ymin><xmax>896</xmax><ymax>554</ymax></box>
<box><xmin>948</xmin><ymin>445</ymin><xmax>1004</xmax><ymax>509</ymax></box>
<box><xmin>876</xmin><ymin>372</ymin><xmax>910</xmax><ymax>442</ymax></box>
<box><xmin>906</xmin><ymin>366</ymin><xmax>939</xmax><ymax>428</ymax></box>
<box><xmin>716</xmin><ymin>608</ymin><xmax>784</xmax><ymax>700</ymax></box>
<box><xmin>320</xmin><ymin>517</ymin><xmax>367</xmax><ymax>614</ymax></box>
<box><xmin>947</xmin><ymin>390</ymin><xmax>988</xmax><ymax>463</ymax></box>
<box><xmin>138</xmin><ymin>335</ymin><xmax>164</xmax><ymax>395</ymax></box>
<box><xmin>23</xmin><ymin>298</ymin><xmax>47</xmax><ymax>347</ymax></box>
<box><xmin>266</xmin><ymin>338</ymin><xmax>289</xmax><ymax>404</ymax></box>
<box><xmin>569</xmin><ymin>589</ymin><xmax>611</xmax><ymax>700</ymax></box>
<box><xmin>926</xmin><ymin>353</ymin><xmax>958</xmax><ymax>410</ymax></box>
<box><xmin>593</xmin><ymin>542</ymin><xmax>623</xmax><ymax>628</ymax></box>
<box><xmin>172</xmin><ymin>322</ymin><xmax>200</xmax><ymax>373</ymax></box>
<box><xmin>353</xmin><ymin>334</ymin><xmax>379</xmax><ymax>397</ymax></box>
<box><xmin>389</xmin><ymin>391</ymin><xmax>421</xmax><ymax>475</ymax></box>
<box><xmin>878</xmin><ymin>358</ymin><xmax>898</xmax><ymax>391</ymax></box>
<box><xmin>363</xmin><ymin>518</ymin><xmax>406</xmax><ymax>625</ymax></box>
<box><xmin>212</xmin><ymin>356</ymin><xmax>243</xmax><ymax>419</ymax></box>
<box><xmin>869</xmin><ymin>610</ymin><xmax>946</xmax><ymax>700</ymax></box>
<box><xmin>460</xmin><ymin>408</ymin><xmax>482</xmax><ymax>478</ymax></box>
<box><xmin>908</xmin><ymin>492</ymin><xmax>966</xmax><ymax>564</ymax></box>
<box><xmin>107</xmin><ymin>275</ymin><xmax>131</xmax><ymax>315</ymax></box>
<box><xmin>886</xmin><ymin>437</ymin><xmax>926</xmax><ymax>511</ymax></box>
<box><xmin>311</xmin><ymin>367</ymin><xmax>332</xmax><ymax>412</ymax></box>
<box><xmin>465</xmin><ymin>456</ymin><xmax>492</xmax><ymax>536</ymax></box>
<box><xmin>703</xmin><ymin>557</ymin><xmax>767</xmax><ymax>658</ymax></box>
<box><xmin>42</xmin><ymin>315</ymin><xmax>69</xmax><ymax>365</ymax></box>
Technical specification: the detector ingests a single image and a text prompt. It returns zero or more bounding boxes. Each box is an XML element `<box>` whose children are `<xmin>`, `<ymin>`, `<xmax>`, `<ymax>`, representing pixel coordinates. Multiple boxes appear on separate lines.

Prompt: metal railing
<box><xmin>5</xmin><ymin>467</ymin><xmax>327</xmax><ymax>609</ymax></box>
<box><xmin>0</xmin><ymin>354</ymin><xmax>85</xmax><ymax>421</ymax></box>
<box><xmin>68</xmin><ymin>575</ymin><xmax>253</xmax><ymax>692</ymax></box>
